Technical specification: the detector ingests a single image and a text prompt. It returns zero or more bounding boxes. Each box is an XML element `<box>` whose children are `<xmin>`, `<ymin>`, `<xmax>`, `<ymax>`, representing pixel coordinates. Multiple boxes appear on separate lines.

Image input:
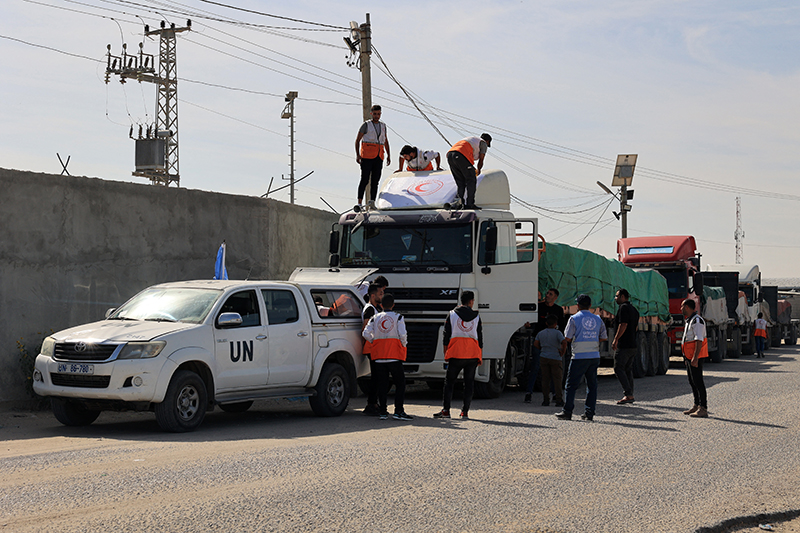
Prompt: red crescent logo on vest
<box><xmin>457</xmin><ymin>319</ymin><xmax>473</xmax><ymax>332</ymax></box>
<box><xmin>379</xmin><ymin>316</ymin><xmax>395</xmax><ymax>333</ymax></box>
<box><xmin>407</xmin><ymin>179</ymin><xmax>444</xmax><ymax>197</ymax></box>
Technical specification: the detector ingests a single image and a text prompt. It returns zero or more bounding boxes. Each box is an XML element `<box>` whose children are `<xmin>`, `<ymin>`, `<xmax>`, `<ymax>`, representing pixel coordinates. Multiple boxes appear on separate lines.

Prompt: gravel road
<box><xmin>2</xmin><ymin>347</ymin><xmax>799</xmax><ymax>533</ymax></box>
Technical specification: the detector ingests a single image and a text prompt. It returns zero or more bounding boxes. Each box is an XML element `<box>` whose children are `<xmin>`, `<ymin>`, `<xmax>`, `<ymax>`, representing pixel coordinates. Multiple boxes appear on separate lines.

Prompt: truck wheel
<box><xmin>730</xmin><ymin>329</ymin><xmax>742</xmax><ymax>358</ymax></box>
<box><xmin>719</xmin><ymin>329</ymin><xmax>728</xmax><ymax>360</ymax></box>
<box><xmin>474</xmin><ymin>357</ymin><xmax>508</xmax><ymax>399</ymax></box>
<box><xmin>219</xmin><ymin>401</ymin><xmax>254</xmax><ymax>413</ymax></box>
<box><xmin>709</xmin><ymin>328</ymin><xmax>723</xmax><ymax>364</ymax></box>
<box><xmin>742</xmin><ymin>331</ymin><xmax>756</xmax><ymax>356</ymax></box>
<box><xmin>770</xmin><ymin>327</ymin><xmax>782</xmax><ymax>348</ymax></box>
<box><xmin>633</xmin><ymin>332</ymin><xmax>647</xmax><ymax>379</ymax></box>
<box><xmin>788</xmin><ymin>327</ymin><xmax>798</xmax><ymax>346</ymax></box>
<box><xmin>51</xmin><ymin>398</ymin><xmax>101</xmax><ymax>426</ymax></box>
<box><xmin>155</xmin><ymin>370</ymin><xmax>208</xmax><ymax>432</ymax></box>
<box><xmin>309</xmin><ymin>363</ymin><xmax>351</xmax><ymax>417</ymax></box>
<box><xmin>646</xmin><ymin>332</ymin><xmax>658</xmax><ymax>376</ymax></box>
<box><xmin>656</xmin><ymin>332</ymin><xmax>670</xmax><ymax>375</ymax></box>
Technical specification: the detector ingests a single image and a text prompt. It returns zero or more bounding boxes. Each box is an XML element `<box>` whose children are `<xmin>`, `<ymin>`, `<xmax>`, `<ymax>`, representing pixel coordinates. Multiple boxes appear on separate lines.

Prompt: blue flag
<box><xmin>213</xmin><ymin>242</ymin><xmax>228</xmax><ymax>280</ymax></box>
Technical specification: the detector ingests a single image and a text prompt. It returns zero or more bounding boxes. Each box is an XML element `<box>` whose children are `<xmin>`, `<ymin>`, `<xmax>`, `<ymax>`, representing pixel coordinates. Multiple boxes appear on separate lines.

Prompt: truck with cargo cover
<box><xmin>32</xmin><ymin>278</ymin><xmax>370</xmax><ymax>432</ymax></box>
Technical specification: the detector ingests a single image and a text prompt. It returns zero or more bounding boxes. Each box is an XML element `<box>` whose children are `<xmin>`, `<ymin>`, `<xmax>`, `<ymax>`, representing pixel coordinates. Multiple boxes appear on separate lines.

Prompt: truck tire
<box><xmin>719</xmin><ymin>328</ymin><xmax>728</xmax><ymax>360</ymax></box>
<box><xmin>787</xmin><ymin>327</ymin><xmax>798</xmax><ymax>346</ymax></box>
<box><xmin>770</xmin><ymin>327</ymin><xmax>782</xmax><ymax>348</ymax></box>
<box><xmin>646</xmin><ymin>331</ymin><xmax>658</xmax><ymax>376</ymax></box>
<box><xmin>155</xmin><ymin>370</ymin><xmax>208</xmax><ymax>432</ymax></box>
<box><xmin>709</xmin><ymin>328</ymin><xmax>723</xmax><ymax>364</ymax></box>
<box><xmin>309</xmin><ymin>363</ymin><xmax>351</xmax><ymax>417</ymax></box>
<box><xmin>51</xmin><ymin>398</ymin><xmax>101</xmax><ymax>427</ymax></box>
<box><xmin>730</xmin><ymin>329</ymin><xmax>742</xmax><ymax>358</ymax></box>
<box><xmin>656</xmin><ymin>332</ymin><xmax>670</xmax><ymax>375</ymax></box>
<box><xmin>742</xmin><ymin>330</ymin><xmax>756</xmax><ymax>356</ymax></box>
<box><xmin>474</xmin><ymin>357</ymin><xmax>508</xmax><ymax>399</ymax></box>
<box><xmin>219</xmin><ymin>401</ymin><xmax>254</xmax><ymax>413</ymax></box>
<box><xmin>633</xmin><ymin>331</ymin><xmax>647</xmax><ymax>379</ymax></box>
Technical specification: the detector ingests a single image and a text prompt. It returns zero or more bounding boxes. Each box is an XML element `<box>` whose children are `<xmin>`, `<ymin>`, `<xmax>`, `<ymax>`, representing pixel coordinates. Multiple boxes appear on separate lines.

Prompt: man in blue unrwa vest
<box><xmin>556</xmin><ymin>294</ymin><xmax>608</xmax><ymax>421</ymax></box>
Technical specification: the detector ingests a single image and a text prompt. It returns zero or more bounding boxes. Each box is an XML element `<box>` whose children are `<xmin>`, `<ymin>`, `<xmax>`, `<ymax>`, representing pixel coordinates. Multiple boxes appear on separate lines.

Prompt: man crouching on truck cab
<box><xmin>434</xmin><ymin>290</ymin><xmax>483</xmax><ymax>420</ymax></box>
<box><xmin>556</xmin><ymin>294</ymin><xmax>607</xmax><ymax>421</ymax></box>
<box><xmin>681</xmin><ymin>299</ymin><xmax>709</xmax><ymax>418</ymax></box>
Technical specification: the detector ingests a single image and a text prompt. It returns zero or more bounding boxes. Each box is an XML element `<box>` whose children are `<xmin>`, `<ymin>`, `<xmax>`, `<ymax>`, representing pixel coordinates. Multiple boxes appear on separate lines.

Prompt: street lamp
<box><xmin>598</xmin><ymin>154</ymin><xmax>637</xmax><ymax>238</ymax></box>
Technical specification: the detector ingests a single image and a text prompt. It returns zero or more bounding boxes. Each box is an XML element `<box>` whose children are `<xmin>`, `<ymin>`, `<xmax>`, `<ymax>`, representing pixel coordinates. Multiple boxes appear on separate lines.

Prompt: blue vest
<box><xmin>567</xmin><ymin>310</ymin><xmax>605</xmax><ymax>359</ymax></box>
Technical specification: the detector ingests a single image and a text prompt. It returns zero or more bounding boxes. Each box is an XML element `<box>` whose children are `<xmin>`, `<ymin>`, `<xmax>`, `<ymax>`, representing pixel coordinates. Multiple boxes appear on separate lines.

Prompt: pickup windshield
<box><xmin>340</xmin><ymin>223</ymin><xmax>472</xmax><ymax>272</ymax></box>
<box><xmin>109</xmin><ymin>288</ymin><xmax>222</xmax><ymax>324</ymax></box>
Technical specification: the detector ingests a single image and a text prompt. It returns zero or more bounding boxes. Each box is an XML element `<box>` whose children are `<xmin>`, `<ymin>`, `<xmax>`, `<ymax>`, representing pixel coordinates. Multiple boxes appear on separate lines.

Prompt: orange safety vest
<box><xmin>755</xmin><ymin>318</ymin><xmax>767</xmax><ymax>338</ymax></box>
<box><xmin>361</xmin><ymin>303</ymin><xmax>378</xmax><ymax>356</ymax></box>
<box><xmin>364</xmin><ymin>311</ymin><xmax>407</xmax><ymax>361</ymax></box>
<box><xmin>449</xmin><ymin>137</ymin><xmax>482</xmax><ymax>163</ymax></box>
<box><xmin>360</xmin><ymin>121</ymin><xmax>386</xmax><ymax>160</ymax></box>
<box><xmin>681</xmin><ymin>314</ymin><xmax>709</xmax><ymax>360</ymax></box>
<box><xmin>445</xmin><ymin>310</ymin><xmax>482</xmax><ymax>362</ymax></box>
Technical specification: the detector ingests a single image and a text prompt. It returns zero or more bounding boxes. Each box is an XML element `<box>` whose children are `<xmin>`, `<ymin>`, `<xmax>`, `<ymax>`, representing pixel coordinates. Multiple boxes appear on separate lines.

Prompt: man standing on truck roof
<box><xmin>355</xmin><ymin>105</ymin><xmax>391</xmax><ymax>207</ymax></box>
<box><xmin>612</xmin><ymin>289</ymin><xmax>640</xmax><ymax>405</ymax></box>
<box><xmin>434</xmin><ymin>290</ymin><xmax>483</xmax><ymax>420</ymax></box>
<box><xmin>446</xmin><ymin>133</ymin><xmax>491</xmax><ymax>209</ymax></box>
<box><xmin>556</xmin><ymin>294</ymin><xmax>607</xmax><ymax>421</ymax></box>
<box><xmin>755</xmin><ymin>312</ymin><xmax>767</xmax><ymax>358</ymax></box>
<box><xmin>681</xmin><ymin>299</ymin><xmax>709</xmax><ymax>418</ymax></box>
<box><xmin>361</xmin><ymin>283</ymin><xmax>385</xmax><ymax>416</ymax></box>
<box><xmin>396</xmin><ymin>145</ymin><xmax>442</xmax><ymax>173</ymax></box>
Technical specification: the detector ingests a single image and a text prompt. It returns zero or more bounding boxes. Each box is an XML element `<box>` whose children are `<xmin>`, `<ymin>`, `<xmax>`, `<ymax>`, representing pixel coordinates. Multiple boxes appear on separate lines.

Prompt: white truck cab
<box><xmin>33</xmin><ymin>278</ymin><xmax>370</xmax><ymax>432</ymax></box>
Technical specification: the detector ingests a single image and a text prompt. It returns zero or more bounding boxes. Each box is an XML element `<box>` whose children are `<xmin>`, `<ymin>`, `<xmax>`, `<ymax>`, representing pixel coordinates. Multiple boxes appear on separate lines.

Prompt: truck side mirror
<box><xmin>693</xmin><ymin>272</ymin><xmax>704</xmax><ymax>295</ymax></box>
<box><xmin>329</xmin><ymin>253</ymin><xmax>340</xmax><ymax>268</ymax></box>
<box><xmin>482</xmin><ymin>225</ymin><xmax>497</xmax><ymax>268</ymax></box>
<box><xmin>329</xmin><ymin>230</ymin><xmax>340</xmax><ymax>255</ymax></box>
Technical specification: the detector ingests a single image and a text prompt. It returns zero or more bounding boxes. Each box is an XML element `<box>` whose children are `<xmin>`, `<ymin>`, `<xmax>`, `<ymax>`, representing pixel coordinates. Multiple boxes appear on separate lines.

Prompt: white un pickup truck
<box><xmin>32</xmin><ymin>276</ymin><xmax>370</xmax><ymax>432</ymax></box>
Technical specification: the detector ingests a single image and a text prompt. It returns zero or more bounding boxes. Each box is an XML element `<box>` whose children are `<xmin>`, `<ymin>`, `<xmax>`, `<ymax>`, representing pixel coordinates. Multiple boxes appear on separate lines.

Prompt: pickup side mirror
<box><xmin>329</xmin><ymin>229</ymin><xmax>340</xmax><ymax>255</ymax></box>
<box><xmin>693</xmin><ymin>272</ymin><xmax>704</xmax><ymax>296</ymax></box>
<box><xmin>217</xmin><ymin>312</ymin><xmax>243</xmax><ymax>328</ymax></box>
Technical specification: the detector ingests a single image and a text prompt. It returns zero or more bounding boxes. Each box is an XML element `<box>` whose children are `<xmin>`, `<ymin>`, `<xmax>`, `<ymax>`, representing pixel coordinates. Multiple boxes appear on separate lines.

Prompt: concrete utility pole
<box><xmin>106</xmin><ymin>20</ymin><xmax>191</xmax><ymax>186</ymax></box>
<box><xmin>735</xmin><ymin>196</ymin><xmax>745</xmax><ymax>263</ymax></box>
<box><xmin>359</xmin><ymin>14</ymin><xmax>372</xmax><ymax>122</ymax></box>
<box><xmin>281</xmin><ymin>91</ymin><xmax>298</xmax><ymax>204</ymax></box>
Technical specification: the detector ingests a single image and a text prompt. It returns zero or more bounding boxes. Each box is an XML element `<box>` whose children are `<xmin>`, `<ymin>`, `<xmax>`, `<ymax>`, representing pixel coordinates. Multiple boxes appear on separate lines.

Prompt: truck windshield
<box><xmin>340</xmin><ymin>223</ymin><xmax>472</xmax><ymax>272</ymax></box>
<box><xmin>109</xmin><ymin>288</ymin><xmax>222</xmax><ymax>324</ymax></box>
<box><xmin>657</xmin><ymin>268</ymin><xmax>688</xmax><ymax>299</ymax></box>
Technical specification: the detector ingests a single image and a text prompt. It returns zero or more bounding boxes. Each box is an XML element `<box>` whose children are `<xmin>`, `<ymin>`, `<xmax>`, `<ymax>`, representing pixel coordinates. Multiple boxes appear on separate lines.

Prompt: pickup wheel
<box><xmin>51</xmin><ymin>398</ymin><xmax>101</xmax><ymax>426</ymax></box>
<box><xmin>219</xmin><ymin>401</ymin><xmax>254</xmax><ymax>413</ymax></box>
<box><xmin>155</xmin><ymin>370</ymin><xmax>208</xmax><ymax>432</ymax></box>
<box><xmin>309</xmin><ymin>363</ymin><xmax>351</xmax><ymax>417</ymax></box>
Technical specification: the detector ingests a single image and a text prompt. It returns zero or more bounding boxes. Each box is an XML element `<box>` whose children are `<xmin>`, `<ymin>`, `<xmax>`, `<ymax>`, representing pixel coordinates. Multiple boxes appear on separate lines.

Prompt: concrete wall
<box><xmin>0</xmin><ymin>168</ymin><xmax>337</xmax><ymax>408</ymax></box>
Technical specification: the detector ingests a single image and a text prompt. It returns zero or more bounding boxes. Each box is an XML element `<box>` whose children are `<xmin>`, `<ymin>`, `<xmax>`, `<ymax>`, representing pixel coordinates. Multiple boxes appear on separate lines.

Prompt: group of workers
<box><xmin>355</xmin><ymin>104</ymin><xmax>491</xmax><ymax>210</ymax></box>
<box><xmin>357</xmin><ymin>278</ymin><xmax>713</xmax><ymax>422</ymax></box>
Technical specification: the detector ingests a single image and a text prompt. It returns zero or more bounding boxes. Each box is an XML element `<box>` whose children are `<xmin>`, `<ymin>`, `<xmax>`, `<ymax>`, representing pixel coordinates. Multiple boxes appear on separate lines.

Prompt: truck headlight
<box><xmin>41</xmin><ymin>337</ymin><xmax>56</xmax><ymax>357</ymax></box>
<box><xmin>117</xmin><ymin>341</ymin><xmax>166</xmax><ymax>360</ymax></box>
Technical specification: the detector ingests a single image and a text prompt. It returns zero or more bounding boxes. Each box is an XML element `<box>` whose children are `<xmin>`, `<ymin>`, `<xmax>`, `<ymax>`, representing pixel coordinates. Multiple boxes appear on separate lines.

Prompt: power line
<box><xmin>193</xmin><ymin>0</ymin><xmax>348</xmax><ymax>29</ymax></box>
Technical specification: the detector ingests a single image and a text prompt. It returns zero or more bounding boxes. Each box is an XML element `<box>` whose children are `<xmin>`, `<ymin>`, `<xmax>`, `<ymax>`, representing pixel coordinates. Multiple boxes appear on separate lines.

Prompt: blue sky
<box><xmin>1</xmin><ymin>1</ymin><xmax>799</xmax><ymax>276</ymax></box>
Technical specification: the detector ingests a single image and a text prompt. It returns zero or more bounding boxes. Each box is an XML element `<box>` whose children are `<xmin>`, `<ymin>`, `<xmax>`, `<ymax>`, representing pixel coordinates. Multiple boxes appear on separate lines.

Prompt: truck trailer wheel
<box><xmin>730</xmin><ymin>329</ymin><xmax>742</xmax><ymax>358</ymax></box>
<box><xmin>309</xmin><ymin>363</ymin><xmax>351</xmax><ymax>417</ymax></box>
<box><xmin>633</xmin><ymin>332</ymin><xmax>647</xmax><ymax>379</ymax></box>
<box><xmin>474</xmin><ymin>357</ymin><xmax>507</xmax><ymax>399</ymax></box>
<box><xmin>742</xmin><ymin>331</ymin><xmax>756</xmax><ymax>356</ymax></box>
<box><xmin>770</xmin><ymin>327</ymin><xmax>782</xmax><ymax>348</ymax></box>
<box><xmin>51</xmin><ymin>398</ymin><xmax>101</xmax><ymax>427</ymax></box>
<box><xmin>155</xmin><ymin>370</ymin><xmax>208</xmax><ymax>432</ymax></box>
<box><xmin>656</xmin><ymin>332</ymin><xmax>670</xmax><ymax>375</ymax></box>
<box><xmin>646</xmin><ymin>332</ymin><xmax>658</xmax><ymax>376</ymax></box>
<box><xmin>709</xmin><ymin>328</ymin><xmax>723</xmax><ymax>364</ymax></box>
<box><xmin>788</xmin><ymin>327</ymin><xmax>798</xmax><ymax>346</ymax></box>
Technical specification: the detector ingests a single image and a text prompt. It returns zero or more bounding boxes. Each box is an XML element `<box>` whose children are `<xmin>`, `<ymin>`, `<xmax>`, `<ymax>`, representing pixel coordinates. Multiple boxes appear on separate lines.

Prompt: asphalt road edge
<box><xmin>696</xmin><ymin>509</ymin><xmax>800</xmax><ymax>532</ymax></box>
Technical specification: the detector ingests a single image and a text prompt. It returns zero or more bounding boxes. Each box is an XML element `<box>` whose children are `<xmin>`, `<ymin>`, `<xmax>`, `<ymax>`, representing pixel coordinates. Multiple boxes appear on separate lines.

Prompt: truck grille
<box><xmin>54</xmin><ymin>343</ymin><xmax>119</xmax><ymax>362</ymax></box>
<box><xmin>406</xmin><ymin>323</ymin><xmax>440</xmax><ymax>363</ymax></box>
<box><xmin>50</xmin><ymin>374</ymin><xmax>111</xmax><ymax>388</ymax></box>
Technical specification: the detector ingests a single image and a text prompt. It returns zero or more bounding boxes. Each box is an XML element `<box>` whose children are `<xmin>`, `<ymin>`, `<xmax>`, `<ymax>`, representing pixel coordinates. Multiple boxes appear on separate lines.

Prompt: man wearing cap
<box><xmin>556</xmin><ymin>294</ymin><xmax>608</xmax><ymax>421</ymax></box>
<box><xmin>446</xmin><ymin>133</ymin><xmax>492</xmax><ymax>209</ymax></box>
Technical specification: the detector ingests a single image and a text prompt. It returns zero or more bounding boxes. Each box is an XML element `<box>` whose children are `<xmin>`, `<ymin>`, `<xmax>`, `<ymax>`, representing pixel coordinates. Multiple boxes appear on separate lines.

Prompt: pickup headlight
<box><xmin>117</xmin><ymin>341</ymin><xmax>166</xmax><ymax>360</ymax></box>
<box><xmin>41</xmin><ymin>337</ymin><xmax>56</xmax><ymax>357</ymax></box>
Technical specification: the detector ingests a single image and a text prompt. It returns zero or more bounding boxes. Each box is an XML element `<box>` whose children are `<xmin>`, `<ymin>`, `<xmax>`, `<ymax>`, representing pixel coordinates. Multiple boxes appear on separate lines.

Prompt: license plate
<box><xmin>57</xmin><ymin>363</ymin><xmax>94</xmax><ymax>375</ymax></box>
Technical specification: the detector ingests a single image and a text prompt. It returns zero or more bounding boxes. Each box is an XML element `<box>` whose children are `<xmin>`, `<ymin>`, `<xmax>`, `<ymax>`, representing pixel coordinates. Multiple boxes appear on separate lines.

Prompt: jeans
<box><xmin>563</xmin><ymin>357</ymin><xmax>600</xmax><ymax>416</ymax></box>
<box><xmin>372</xmin><ymin>360</ymin><xmax>406</xmax><ymax>414</ymax></box>
<box><xmin>442</xmin><ymin>358</ymin><xmax>480</xmax><ymax>413</ymax></box>
<box><xmin>685</xmin><ymin>358</ymin><xmax>707</xmax><ymax>408</ymax></box>
<box><xmin>613</xmin><ymin>347</ymin><xmax>638</xmax><ymax>397</ymax></box>
<box><xmin>755</xmin><ymin>336</ymin><xmax>766</xmax><ymax>357</ymax></box>
<box><xmin>525</xmin><ymin>346</ymin><xmax>541</xmax><ymax>394</ymax></box>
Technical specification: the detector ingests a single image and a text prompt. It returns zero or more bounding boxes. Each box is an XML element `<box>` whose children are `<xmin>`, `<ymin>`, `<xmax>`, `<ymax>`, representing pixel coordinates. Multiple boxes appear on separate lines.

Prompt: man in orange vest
<box><xmin>362</xmin><ymin>293</ymin><xmax>413</xmax><ymax>421</ymax></box>
<box><xmin>446</xmin><ymin>134</ymin><xmax>491</xmax><ymax>209</ymax></box>
<box><xmin>396</xmin><ymin>145</ymin><xmax>441</xmax><ymax>172</ymax></box>
<box><xmin>434</xmin><ymin>290</ymin><xmax>483</xmax><ymax>420</ymax></box>
<box><xmin>754</xmin><ymin>312</ymin><xmax>768</xmax><ymax>358</ymax></box>
<box><xmin>681</xmin><ymin>298</ymin><xmax>709</xmax><ymax>418</ymax></box>
<box><xmin>361</xmin><ymin>283</ymin><xmax>384</xmax><ymax>416</ymax></box>
<box><xmin>355</xmin><ymin>105</ymin><xmax>391</xmax><ymax>207</ymax></box>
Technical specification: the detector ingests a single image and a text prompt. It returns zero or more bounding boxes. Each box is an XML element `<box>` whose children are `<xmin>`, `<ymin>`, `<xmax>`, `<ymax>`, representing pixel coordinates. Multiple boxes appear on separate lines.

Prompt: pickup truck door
<box><xmin>261</xmin><ymin>288</ymin><xmax>312</xmax><ymax>386</ymax></box>
<box><xmin>213</xmin><ymin>289</ymin><xmax>269</xmax><ymax>391</ymax></box>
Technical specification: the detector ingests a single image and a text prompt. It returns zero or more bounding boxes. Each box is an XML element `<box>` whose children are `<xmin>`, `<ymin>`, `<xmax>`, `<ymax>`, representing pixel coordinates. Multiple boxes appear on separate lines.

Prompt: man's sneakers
<box><xmin>393</xmin><ymin>411</ymin><xmax>414</xmax><ymax>421</ymax></box>
<box><xmin>524</xmin><ymin>393</ymin><xmax>532</xmax><ymax>404</ymax></box>
<box><xmin>581</xmin><ymin>412</ymin><xmax>594</xmax><ymax>421</ymax></box>
<box><xmin>459</xmin><ymin>411</ymin><xmax>469</xmax><ymax>420</ymax></box>
<box><xmin>433</xmin><ymin>409</ymin><xmax>451</xmax><ymax>418</ymax></box>
<box><xmin>683</xmin><ymin>405</ymin><xmax>700</xmax><ymax>416</ymax></box>
<box><xmin>690</xmin><ymin>407</ymin><xmax>708</xmax><ymax>418</ymax></box>
<box><xmin>616</xmin><ymin>396</ymin><xmax>635</xmax><ymax>404</ymax></box>
<box><xmin>363</xmin><ymin>404</ymin><xmax>380</xmax><ymax>416</ymax></box>
<box><xmin>555</xmin><ymin>411</ymin><xmax>572</xmax><ymax>420</ymax></box>
<box><xmin>379</xmin><ymin>411</ymin><xmax>389</xmax><ymax>420</ymax></box>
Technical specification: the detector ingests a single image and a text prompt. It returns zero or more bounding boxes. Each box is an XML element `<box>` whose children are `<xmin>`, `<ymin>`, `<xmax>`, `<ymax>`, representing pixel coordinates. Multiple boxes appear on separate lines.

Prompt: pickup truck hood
<box><xmin>52</xmin><ymin>319</ymin><xmax>197</xmax><ymax>343</ymax></box>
